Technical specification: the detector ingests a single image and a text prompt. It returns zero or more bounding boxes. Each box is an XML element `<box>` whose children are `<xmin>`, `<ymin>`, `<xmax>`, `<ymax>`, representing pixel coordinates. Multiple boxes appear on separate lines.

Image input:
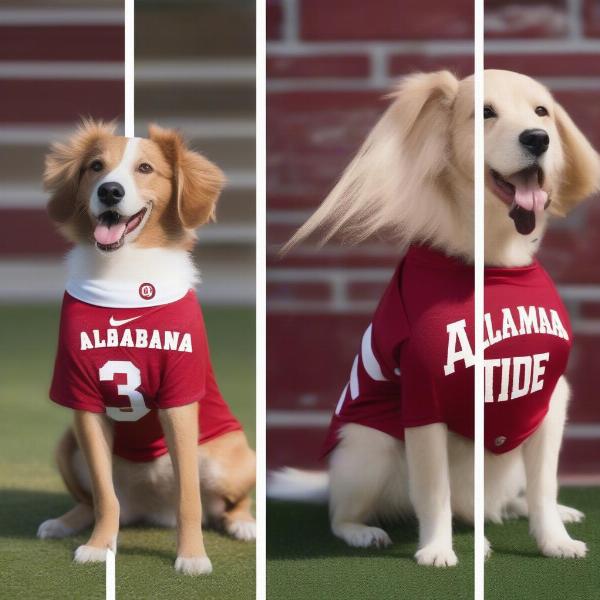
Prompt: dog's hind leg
<box><xmin>199</xmin><ymin>431</ymin><xmax>257</xmax><ymax>541</ymax></box>
<box><xmin>37</xmin><ymin>428</ymin><xmax>94</xmax><ymax>539</ymax></box>
<box><xmin>329</xmin><ymin>424</ymin><xmax>408</xmax><ymax>549</ymax></box>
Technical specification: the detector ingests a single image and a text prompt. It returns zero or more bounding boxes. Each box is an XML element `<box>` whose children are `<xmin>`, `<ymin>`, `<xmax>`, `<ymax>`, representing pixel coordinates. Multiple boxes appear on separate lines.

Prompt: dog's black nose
<box><xmin>97</xmin><ymin>182</ymin><xmax>125</xmax><ymax>206</ymax></box>
<box><xmin>519</xmin><ymin>128</ymin><xmax>549</xmax><ymax>156</ymax></box>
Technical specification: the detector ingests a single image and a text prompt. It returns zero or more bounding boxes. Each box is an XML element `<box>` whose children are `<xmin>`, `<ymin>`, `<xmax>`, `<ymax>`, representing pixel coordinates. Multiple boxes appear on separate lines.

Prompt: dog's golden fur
<box><xmin>38</xmin><ymin>121</ymin><xmax>255</xmax><ymax>575</ymax></box>
<box><xmin>270</xmin><ymin>70</ymin><xmax>600</xmax><ymax>565</ymax></box>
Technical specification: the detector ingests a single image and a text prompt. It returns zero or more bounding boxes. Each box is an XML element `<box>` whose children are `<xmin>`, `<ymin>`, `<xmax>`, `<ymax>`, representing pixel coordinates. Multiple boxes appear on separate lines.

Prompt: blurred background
<box><xmin>0</xmin><ymin>2</ymin><xmax>256</xmax><ymax>598</ymax></box>
<box><xmin>266</xmin><ymin>0</ymin><xmax>473</xmax><ymax>468</ymax></box>
<box><xmin>0</xmin><ymin>0</ymin><xmax>255</xmax><ymax>305</ymax></box>
<box><xmin>267</xmin><ymin>0</ymin><xmax>600</xmax><ymax>484</ymax></box>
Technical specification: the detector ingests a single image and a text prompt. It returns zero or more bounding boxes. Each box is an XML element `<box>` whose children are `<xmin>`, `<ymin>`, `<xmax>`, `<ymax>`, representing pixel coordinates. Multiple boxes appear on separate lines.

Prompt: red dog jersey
<box><xmin>323</xmin><ymin>244</ymin><xmax>572</xmax><ymax>455</ymax></box>
<box><xmin>50</xmin><ymin>288</ymin><xmax>241</xmax><ymax>462</ymax></box>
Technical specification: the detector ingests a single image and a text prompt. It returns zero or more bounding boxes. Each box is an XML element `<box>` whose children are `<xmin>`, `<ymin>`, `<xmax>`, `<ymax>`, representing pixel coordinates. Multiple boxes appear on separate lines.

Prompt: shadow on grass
<box><xmin>267</xmin><ymin>500</ymin><xmax>473</xmax><ymax>562</ymax></box>
<box><xmin>0</xmin><ymin>488</ymin><xmax>72</xmax><ymax>538</ymax></box>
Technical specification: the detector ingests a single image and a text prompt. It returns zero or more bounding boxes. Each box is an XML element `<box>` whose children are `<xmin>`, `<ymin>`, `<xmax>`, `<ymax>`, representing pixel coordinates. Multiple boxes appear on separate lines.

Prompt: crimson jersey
<box><xmin>50</xmin><ymin>287</ymin><xmax>241</xmax><ymax>462</ymax></box>
<box><xmin>323</xmin><ymin>244</ymin><xmax>572</xmax><ymax>455</ymax></box>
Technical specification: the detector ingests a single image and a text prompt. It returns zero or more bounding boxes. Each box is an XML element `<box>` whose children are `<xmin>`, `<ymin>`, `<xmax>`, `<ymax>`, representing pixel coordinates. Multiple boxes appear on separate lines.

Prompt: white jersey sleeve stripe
<box><xmin>361</xmin><ymin>324</ymin><xmax>389</xmax><ymax>382</ymax></box>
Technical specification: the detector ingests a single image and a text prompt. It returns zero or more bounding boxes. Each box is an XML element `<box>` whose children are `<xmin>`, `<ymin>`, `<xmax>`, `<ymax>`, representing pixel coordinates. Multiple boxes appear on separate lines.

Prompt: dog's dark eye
<box><xmin>90</xmin><ymin>160</ymin><xmax>104</xmax><ymax>172</ymax></box>
<box><xmin>535</xmin><ymin>106</ymin><xmax>549</xmax><ymax>117</ymax></box>
<box><xmin>484</xmin><ymin>106</ymin><xmax>497</xmax><ymax>119</ymax></box>
<box><xmin>138</xmin><ymin>163</ymin><xmax>153</xmax><ymax>174</ymax></box>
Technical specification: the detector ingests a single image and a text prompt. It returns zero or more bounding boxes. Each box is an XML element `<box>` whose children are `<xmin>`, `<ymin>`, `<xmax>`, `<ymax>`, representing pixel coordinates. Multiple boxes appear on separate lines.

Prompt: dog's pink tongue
<box><xmin>513</xmin><ymin>173</ymin><xmax>547</xmax><ymax>212</ymax></box>
<box><xmin>94</xmin><ymin>222</ymin><xmax>126</xmax><ymax>245</ymax></box>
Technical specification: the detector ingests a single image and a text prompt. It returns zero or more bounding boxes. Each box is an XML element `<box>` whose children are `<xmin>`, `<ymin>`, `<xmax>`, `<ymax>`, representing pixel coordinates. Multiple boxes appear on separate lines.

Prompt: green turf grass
<box><xmin>486</xmin><ymin>486</ymin><xmax>600</xmax><ymax>600</ymax></box>
<box><xmin>0</xmin><ymin>304</ymin><xmax>255</xmax><ymax>600</ymax></box>
<box><xmin>267</xmin><ymin>501</ymin><xmax>474</xmax><ymax>600</ymax></box>
<box><xmin>268</xmin><ymin>488</ymin><xmax>600</xmax><ymax>599</ymax></box>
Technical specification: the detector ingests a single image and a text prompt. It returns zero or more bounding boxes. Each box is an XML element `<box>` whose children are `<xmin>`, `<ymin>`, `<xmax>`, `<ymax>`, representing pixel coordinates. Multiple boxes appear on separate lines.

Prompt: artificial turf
<box><xmin>268</xmin><ymin>487</ymin><xmax>600</xmax><ymax>600</ymax></box>
<box><xmin>0</xmin><ymin>304</ymin><xmax>255</xmax><ymax>600</ymax></box>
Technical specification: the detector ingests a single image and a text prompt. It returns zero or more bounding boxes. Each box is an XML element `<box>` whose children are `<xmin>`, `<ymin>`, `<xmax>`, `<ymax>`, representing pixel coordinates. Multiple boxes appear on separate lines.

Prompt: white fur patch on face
<box><xmin>90</xmin><ymin>137</ymin><xmax>146</xmax><ymax>219</ymax></box>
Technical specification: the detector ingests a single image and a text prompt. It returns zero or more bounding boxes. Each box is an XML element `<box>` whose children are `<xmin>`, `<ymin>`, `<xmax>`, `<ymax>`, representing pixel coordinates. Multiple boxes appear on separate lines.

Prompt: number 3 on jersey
<box><xmin>99</xmin><ymin>360</ymin><xmax>150</xmax><ymax>422</ymax></box>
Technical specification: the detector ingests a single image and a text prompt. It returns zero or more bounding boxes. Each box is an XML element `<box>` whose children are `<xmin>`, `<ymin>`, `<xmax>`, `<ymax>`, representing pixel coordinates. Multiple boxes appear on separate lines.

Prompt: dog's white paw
<box><xmin>539</xmin><ymin>537</ymin><xmax>587</xmax><ymax>559</ymax></box>
<box><xmin>557</xmin><ymin>504</ymin><xmax>585</xmax><ymax>524</ymax></box>
<box><xmin>484</xmin><ymin>537</ymin><xmax>492</xmax><ymax>559</ymax></box>
<box><xmin>74</xmin><ymin>545</ymin><xmax>109</xmax><ymax>563</ymax></box>
<box><xmin>415</xmin><ymin>543</ymin><xmax>458</xmax><ymax>567</ymax></box>
<box><xmin>227</xmin><ymin>519</ymin><xmax>256</xmax><ymax>542</ymax></box>
<box><xmin>174</xmin><ymin>556</ymin><xmax>213</xmax><ymax>576</ymax></box>
<box><xmin>334</xmin><ymin>524</ymin><xmax>392</xmax><ymax>548</ymax></box>
<box><xmin>37</xmin><ymin>519</ymin><xmax>75</xmax><ymax>539</ymax></box>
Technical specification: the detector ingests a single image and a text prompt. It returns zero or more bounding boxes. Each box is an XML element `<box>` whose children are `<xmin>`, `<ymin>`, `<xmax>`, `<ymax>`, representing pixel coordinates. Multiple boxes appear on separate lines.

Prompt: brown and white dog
<box><xmin>37</xmin><ymin>120</ymin><xmax>256</xmax><ymax>575</ymax></box>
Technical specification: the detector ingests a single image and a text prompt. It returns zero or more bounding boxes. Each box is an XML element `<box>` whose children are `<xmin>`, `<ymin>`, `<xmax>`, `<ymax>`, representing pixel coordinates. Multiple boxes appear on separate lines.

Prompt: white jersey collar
<box><xmin>65</xmin><ymin>246</ymin><xmax>198</xmax><ymax>308</ymax></box>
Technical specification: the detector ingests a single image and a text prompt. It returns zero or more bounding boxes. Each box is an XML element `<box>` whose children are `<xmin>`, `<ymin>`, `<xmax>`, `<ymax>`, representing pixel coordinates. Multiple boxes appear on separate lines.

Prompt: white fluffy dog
<box><xmin>269</xmin><ymin>70</ymin><xmax>600</xmax><ymax>566</ymax></box>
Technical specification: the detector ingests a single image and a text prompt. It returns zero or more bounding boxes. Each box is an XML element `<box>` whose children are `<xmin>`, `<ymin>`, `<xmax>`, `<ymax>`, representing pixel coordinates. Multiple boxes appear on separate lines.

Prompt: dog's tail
<box><xmin>267</xmin><ymin>468</ymin><xmax>330</xmax><ymax>504</ymax></box>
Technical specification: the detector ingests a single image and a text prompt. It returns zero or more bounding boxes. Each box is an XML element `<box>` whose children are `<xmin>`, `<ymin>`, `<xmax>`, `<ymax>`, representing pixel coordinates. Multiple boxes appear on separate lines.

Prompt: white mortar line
<box><xmin>0</xmin><ymin>61</ymin><xmax>123</xmax><ymax>80</ymax></box>
<box><xmin>566</xmin><ymin>0</ymin><xmax>584</xmax><ymax>40</ymax></box>
<box><xmin>0</xmin><ymin>8</ymin><xmax>123</xmax><ymax>25</ymax></box>
<box><xmin>282</xmin><ymin>0</ymin><xmax>299</xmax><ymax>43</ymax></box>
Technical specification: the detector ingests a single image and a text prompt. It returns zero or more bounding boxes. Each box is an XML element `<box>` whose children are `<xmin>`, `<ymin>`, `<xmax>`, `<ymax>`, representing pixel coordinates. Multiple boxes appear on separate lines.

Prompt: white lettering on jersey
<box><xmin>445</xmin><ymin>305</ymin><xmax>563</xmax><ymax>403</ymax></box>
<box><xmin>79</xmin><ymin>327</ymin><xmax>193</xmax><ymax>353</ymax></box>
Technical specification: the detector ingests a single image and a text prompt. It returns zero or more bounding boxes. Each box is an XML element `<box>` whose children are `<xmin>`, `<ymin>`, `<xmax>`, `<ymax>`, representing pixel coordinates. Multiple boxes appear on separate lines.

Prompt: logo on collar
<box><xmin>139</xmin><ymin>283</ymin><xmax>156</xmax><ymax>300</ymax></box>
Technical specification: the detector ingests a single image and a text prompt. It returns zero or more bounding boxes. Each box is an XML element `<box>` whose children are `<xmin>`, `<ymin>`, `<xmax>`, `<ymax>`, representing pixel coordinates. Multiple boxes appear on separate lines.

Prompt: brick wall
<box><xmin>267</xmin><ymin>0</ymin><xmax>600</xmax><ymax>480</ymax></box>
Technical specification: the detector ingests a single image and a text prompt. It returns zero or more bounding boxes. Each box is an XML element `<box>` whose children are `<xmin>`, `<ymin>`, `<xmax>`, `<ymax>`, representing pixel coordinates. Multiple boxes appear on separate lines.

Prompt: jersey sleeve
<box><xmin>49</xmin><ymin>300</ymin><xmax>105</xmax><ymax>413</ymax></box>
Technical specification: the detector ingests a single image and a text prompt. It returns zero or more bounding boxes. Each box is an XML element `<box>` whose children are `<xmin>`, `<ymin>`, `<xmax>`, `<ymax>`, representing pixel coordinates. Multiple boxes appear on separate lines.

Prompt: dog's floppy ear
<box><xmin>148</xmin><ymin>124</ymin><xmax>225</xmax><ymax>229</ymax></box>
<box><xmin>551</xmin><ymin>102</ymin><xmax>600</xmax><ymax>216</ymax></box>
<box><xmin>44</xmin><ymin>119</ymin><xmax>115</xmax><ymax>223</ymax></box>
<box><xmin>283</xmin><ymin>70</ymin><xmax>460</xmax><ymax>251</ymax></box>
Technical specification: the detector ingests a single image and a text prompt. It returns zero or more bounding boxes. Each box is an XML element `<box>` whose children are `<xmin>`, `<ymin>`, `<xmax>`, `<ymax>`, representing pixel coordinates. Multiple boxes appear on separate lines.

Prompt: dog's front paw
<box><xmin>74</xmin><ymin>545</ymin><xmax>109</xmax><ymax>563</ymax></box>
<box><xmin>539</xmin><ymin>537</ymin><xmax>587</xmax><ymax>559</ymax></box>
<box><xmin>175</xmin><ymin>556</ymin><xmax>213</xmax><ymax>576</ymax></box>
<box><xmin>37</xmin><ymin>519</ymin><xmax>75</xmax><ymax>539</ymax></box>
<box><xmin>333</xmin><ymin>524</ymin><xmax>392</xmax><ymax>548</ymax></box>
<box><xmin>485</xmin><ymin>537</ymin><xmax>492</xmax><ymax>559</ymax></box>
<box><xmin>557</xmin><ymin>504</ymin><xmax>585</xmax><ymax>524</ymax></box>
<box><xmin>415</xmin><ymin>544</ymin><xmax>458</xmax><ymax>567</ymax></box>
<box><xmin>226</xmin><ymin>519</ymin><xmax>256</xmax><ymax>542</ymax></box>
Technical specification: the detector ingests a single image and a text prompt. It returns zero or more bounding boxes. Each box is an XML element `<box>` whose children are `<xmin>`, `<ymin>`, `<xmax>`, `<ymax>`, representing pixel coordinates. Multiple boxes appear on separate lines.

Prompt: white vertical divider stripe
<box><xmin>106</xmin><ymin>549</ymin><xmax>116</xmax><ymax>600</ymax></box>
<box><xmin>124</xmin><ymin>0</ymin><xmax>134</xmax><ymax>138</ymax></box>
<box><xmin>474</xmin><ymin>0</ymin><xmax>485</xmax><ymax>598</ymax></box>
<box><xmin>256</xmin><ymin>0</ymin><xmax>267</xmax><ymax>597</ymax></box>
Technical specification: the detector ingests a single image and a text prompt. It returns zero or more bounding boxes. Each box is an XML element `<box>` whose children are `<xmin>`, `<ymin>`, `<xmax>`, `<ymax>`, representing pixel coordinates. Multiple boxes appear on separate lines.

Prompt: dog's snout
<box><xmin>97</xmin><ymin>182</ymin><xmax>125</xmax><ymax>206</ymax></box>
<box><xmin>519</xmin><ymin>128</ymin><xmax>550</xmax><ymax>157</ymax></box>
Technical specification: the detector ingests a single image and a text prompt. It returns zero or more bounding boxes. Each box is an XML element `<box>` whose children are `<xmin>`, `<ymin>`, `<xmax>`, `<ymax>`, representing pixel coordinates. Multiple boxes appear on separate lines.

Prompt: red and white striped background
<box><xmin>0</xmin><ymin>2</ymin><xmax>256</xmax><ymax>306</ymax></box>
<box><xmin>266</xmin><ymin>0</ymin><xmax>600</xmax><ymax>482</ymax></box>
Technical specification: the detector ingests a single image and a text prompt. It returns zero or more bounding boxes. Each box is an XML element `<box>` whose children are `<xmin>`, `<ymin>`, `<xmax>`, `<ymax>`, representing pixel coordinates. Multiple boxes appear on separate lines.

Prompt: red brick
<box><xmin>267</xmin><ymin>55</ymin><xmax>370</xmax><ymax>79</ymax></box>
<box><xmin>300</xmin><ymin>0</ymin><xmax>473</xmax><ymax>41</ymax></box>
<box><xmin>268</xmin><ymin>91</ymin><xmax>384</xmax><ymax>200</ymax></box>
<box><xmin>0</xmin><ymin>80</ymin><xmax>123</xmax><ymax>123</ymax></box>
<box><xmin>267</xmin><ymin>248</ymin><xmax>400</xmax><ymax>270</ymax></box>
<box><xmin>0</xmin><ymin>209</ymin><xmax>68</xmax><ymax>256</ymax></box>
<box><xmin>485</xmin><ymin>53</ymin><xmax>600</xmax><ymax>77</ymax></box>
<box><xmin>267</xmin><ymin>427</ymin><xmax>328</xmax><ymax>469</ymax></box>
<box><xmin>0</xmin><ymin>26</ymin><xmax>123</xmax><ymax>61</ymax></box>
<box><xmin>559</xmin><ymin>439</ymin><xmax>600</xmax><ymax>476</ymax></box>
<box><xmin>566</xmin><ymin>334</ymin><xmax>600</xmax><ymax>423</ymax></box>
<box><xmin>389</xmin><ymin>54</ymin><xmax>474</xmax><ymax>78</ymax></box>
<box><xmin>485</xmin><ymin>0</ymin><xmax>568</xmax><ymax>39</ymax></box>
<box><xmin>267</xmin><ymin>281</ymin><xmax>332</xmax><ymax>302</ymax></box>
<box><xmin>584</xmin><ymin>0</ymin><xmax>600</xmax><ymax>37</ymax></box>
<box><xmin>347</xmin><ymin>281</ymin><xmax>387</xmax><ymax>302</ymax></box>
<box><xmin>580</xmin><ymin>302</ymin><xmax>600</xmax><ymax>319</ymax></box>
<box><xmin>267</xmin><ymin>313</ymin><xmax>371</xmax><ymax>410</ymax></box>
<box><xmin>266</xmin><ymin>0</ymin><xmax>283</xmax><ymax>40</ymax></box>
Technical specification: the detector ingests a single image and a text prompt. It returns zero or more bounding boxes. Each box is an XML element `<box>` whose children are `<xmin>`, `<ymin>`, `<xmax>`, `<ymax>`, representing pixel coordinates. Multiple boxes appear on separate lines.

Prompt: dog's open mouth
<box><xmin>489</xmin><ymin>166</ymin><xmax>550</xmax><ymax>236</ymax></box>
<box><xmin>93</xmin><ymin>207</ymin><xmax>147</xmax><ymax>252</ymax></box>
